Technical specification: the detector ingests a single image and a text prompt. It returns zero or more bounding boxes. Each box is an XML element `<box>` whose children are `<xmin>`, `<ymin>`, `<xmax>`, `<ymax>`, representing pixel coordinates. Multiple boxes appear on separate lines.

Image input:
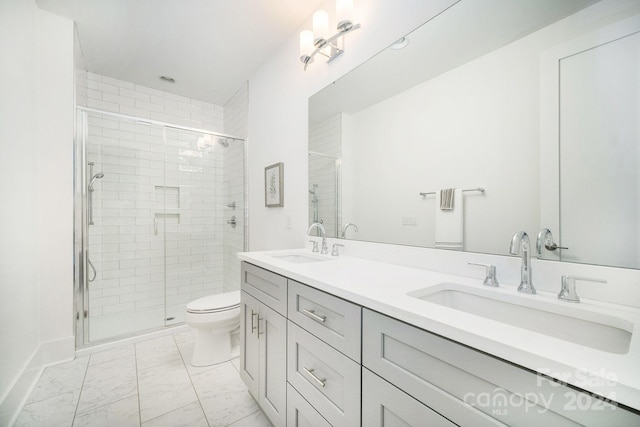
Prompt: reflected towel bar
<box><xmin>420</xmin><ymin>187</ymin><xmax>485</xmax><ymax>197</ymax></box>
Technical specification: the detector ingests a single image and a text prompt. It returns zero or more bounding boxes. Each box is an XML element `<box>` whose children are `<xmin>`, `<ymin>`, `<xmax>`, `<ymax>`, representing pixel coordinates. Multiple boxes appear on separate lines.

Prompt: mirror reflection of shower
<box><xmin>309</xmin><ymin>184</ymin><xmax>319</xmax><ymax>222</ymax></box>
<box><xmin>197</xmin><ymin>134</ymin><xmax>231</xmax><ymax>151</ymax></box>
<box><xmin>87</xmin><ymin>162</ymin><xmax>104</xmax><ymax>226</ymax></box>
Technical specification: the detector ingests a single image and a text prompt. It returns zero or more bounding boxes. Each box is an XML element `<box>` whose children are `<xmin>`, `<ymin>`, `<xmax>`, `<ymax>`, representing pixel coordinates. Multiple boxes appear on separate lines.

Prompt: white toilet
<box><xmin>185</xmin><ymin>290</ymin><xmax>241</xmax><ymax>366</ymax></box>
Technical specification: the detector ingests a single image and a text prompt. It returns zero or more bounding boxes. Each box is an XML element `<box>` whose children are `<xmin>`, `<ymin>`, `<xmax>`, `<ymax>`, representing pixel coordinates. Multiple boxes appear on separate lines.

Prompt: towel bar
<box><xmin>419</xmin><ymin>187</ymin><xmax>485</xmax><ymax>197</ymax></box>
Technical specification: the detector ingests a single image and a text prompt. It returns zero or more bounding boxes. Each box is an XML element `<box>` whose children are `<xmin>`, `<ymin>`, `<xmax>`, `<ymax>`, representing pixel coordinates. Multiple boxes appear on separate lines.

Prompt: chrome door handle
<box><xmin>302</xmin><ymin>308</ymin><xmax>326</xmax><ymax>323</ymax></box>
<box><xmin>250</xmin><ymin>310</ymin><xmax>258</xmax><ymax>334</ymax></box>
<box><xmin>303</xmin><ymin>367</ymin><xmax>326</xmax><ymax>387</ymax></box>
<box><xmin>257</xmin><ymin>317</ymin><xmax>264</xmax><ymax>336</ymax></box>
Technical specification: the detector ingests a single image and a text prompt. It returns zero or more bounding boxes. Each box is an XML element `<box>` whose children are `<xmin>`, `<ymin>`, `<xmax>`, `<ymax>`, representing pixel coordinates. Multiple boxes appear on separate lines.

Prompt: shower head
<box><xmin>218</xmin><ymin>138</ymin><xmax>229</xmax><ymax>147</ymax></box>
<box><xmin>89</xmin><ymin>172</ymin><xmax>104</xmax><ymax>190</ymax></box>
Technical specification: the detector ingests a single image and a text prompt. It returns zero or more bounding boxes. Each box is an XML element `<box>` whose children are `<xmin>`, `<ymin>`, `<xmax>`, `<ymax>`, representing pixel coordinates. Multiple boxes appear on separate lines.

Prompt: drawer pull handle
<box><xmin>251</xmin><ymin>310</ymin><xmax>258</xmax><ymax>334</ymax></box>
<box><xmin>303</xmin><ymin>367</ymin><xmax>326</xmax><ymax>387</ymax></box>
<box><xmin>302</xmin><ymin>308</ymin><xmax>326</xmax><ymax>323</ymax></box>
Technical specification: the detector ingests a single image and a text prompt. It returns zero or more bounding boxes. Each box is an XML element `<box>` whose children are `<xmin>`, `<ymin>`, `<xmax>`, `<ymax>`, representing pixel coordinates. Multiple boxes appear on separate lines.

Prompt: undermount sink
<box><xmin>407</xmin><ymin>282</ymin><xmax>633</xmax><ymax>354</ymax></box>
<box><xmin>270</xmin><ymin>254</ymin><xmax>332</xmax><ymax>264</ymax></box>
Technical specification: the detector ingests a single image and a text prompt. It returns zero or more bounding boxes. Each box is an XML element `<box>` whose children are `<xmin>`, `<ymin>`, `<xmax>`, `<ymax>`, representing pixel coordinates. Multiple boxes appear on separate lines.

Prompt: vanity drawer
<box><xmin>287</xmin><ymin>321</ymin><xmax>361</xmax><ymax>427</ymax></box>
<box><xmin>363</xmin><ymin>309</ymin><xmax>639</xmax><ymax>427</ymax></box>
<box><xmin>362</xmin><ymin>368</ymin><xmax>456</xmax><ymax>427</ymax></box>
<box><xmin>288</xmin><ymin>280</ymin><xmax>361</xmax><ymax>362</ymax></box>
<box><xmin>286</xmin><ymin>383</ymin><xmax>331</xmax><ymax>427</ymax></box>
<box><xmin>241</xmin><ymin>262</ymin><xmax>288</xmax><ymax>316</ymax></box>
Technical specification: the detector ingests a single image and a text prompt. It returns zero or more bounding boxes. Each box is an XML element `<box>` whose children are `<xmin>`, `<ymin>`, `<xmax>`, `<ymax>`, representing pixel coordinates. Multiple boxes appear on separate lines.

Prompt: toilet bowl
<box><xmin>185</xmin><ymin>290</ymin><xmax>241</xmax><ymax>366</ymax></box>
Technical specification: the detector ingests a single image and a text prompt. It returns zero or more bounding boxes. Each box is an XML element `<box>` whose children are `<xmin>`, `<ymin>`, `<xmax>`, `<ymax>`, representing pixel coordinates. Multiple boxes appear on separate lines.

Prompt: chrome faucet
<box><xmin>509</xmin><ymin>231</ymin><xmax>535</xmax><ymax>294</ymax></box>
<box><xmin>307</xmin><ymin>223</ymin><xmax>328</xmax><ymax>254</ymax></box>
<box><xmin>536</xmin><ymin>228</ymin><xmax>568</xmax><ymax>254</ymax></box>
<box><xmin>341</xmin><ymin>222</ymin><xmax>359</xmax><ymax>238</ymax></box>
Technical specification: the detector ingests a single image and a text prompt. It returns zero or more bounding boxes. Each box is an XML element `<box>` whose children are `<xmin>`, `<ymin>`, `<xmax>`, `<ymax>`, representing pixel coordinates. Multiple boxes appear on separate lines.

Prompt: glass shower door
<box><xmin>162</xmin><ymin>128</ymin><xmax>225</xmax><ymax>325</ymax></box>
<box><xmin>84</xmin><ymin>112</ymin><xmax>167</xmax><ymax>342</ymax></box>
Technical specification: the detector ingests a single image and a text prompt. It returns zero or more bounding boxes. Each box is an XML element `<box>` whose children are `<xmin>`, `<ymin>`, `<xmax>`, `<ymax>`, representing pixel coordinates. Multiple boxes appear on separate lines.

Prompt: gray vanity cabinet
<box><xmin>240</xmin><ymin>263</ymin><xmax>287</xmax><ymax>427</ymax></box>
<box><xmin>286</xmin><ymin>383</ymin><xmax>332</xmax><ymax>427</ymax></box>
<box><xmin>287</xmin><ymin>280</ymin><xmax>361</xmax><ymax>362</ymax></box>
<box><xmin>362</xmin><ymin>309</ymin><xmax>639</xmax><ymax>427</ymax></box>
<box><xmin>362</xmin><ymin>368</ymin><xmax>457</xmax><ymax>426</ymax></box>
<box><xmin>286</xmin><ymin>281</ymin><xmax>362</xmax><ymax>427</ymax></box>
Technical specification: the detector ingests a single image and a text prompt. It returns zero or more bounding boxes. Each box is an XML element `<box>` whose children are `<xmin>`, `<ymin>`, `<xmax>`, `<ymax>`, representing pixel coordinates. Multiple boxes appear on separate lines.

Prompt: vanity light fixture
<box><xmin>299</xmin><ymin>0</ymin><xmax>361</xmax><ymax>70</ymax></box>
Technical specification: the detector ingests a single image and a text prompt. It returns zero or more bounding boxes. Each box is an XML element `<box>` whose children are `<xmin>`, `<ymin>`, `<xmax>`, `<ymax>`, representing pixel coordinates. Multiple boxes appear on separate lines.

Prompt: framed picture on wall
<box><xmin>265</xmin><ymin>162</ymin><xmax>284</xmax><ymax>207</ymax></box>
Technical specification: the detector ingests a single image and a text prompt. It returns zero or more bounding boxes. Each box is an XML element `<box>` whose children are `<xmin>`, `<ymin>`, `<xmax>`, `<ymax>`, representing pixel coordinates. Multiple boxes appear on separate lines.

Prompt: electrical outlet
<box><xmin>286</xmin><ymin>213</ymin><xmax>292</xmax><ymax>229</ymax></box>
<box><xmin>401</xmin><ymin>215</ymin><xmax>417</xmax><ymax>226</ymax></box>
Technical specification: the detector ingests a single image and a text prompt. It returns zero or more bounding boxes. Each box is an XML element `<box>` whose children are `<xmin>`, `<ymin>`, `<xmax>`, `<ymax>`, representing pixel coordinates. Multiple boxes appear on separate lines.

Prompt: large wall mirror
<box><xmin>308</xmin><ymin>0</ymin><xmax>640</xmax><ymax>269</ymax></box>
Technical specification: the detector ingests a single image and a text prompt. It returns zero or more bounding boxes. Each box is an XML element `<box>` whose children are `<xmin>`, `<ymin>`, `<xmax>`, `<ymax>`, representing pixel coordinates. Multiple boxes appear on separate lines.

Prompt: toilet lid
<box><xmin>187</xmin><ymin>290</ymin><xmax>241</xmax><ymax>313</ymax></box>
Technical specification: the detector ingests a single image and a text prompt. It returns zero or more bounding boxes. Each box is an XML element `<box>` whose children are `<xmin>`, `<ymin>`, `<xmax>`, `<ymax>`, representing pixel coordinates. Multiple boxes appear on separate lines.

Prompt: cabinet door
<box><xmin>287</xmin><ymin>384</ymin><xmax>332</xmax><ymax>427</ymax></box>
<box><xmin>240</xmin><ymin>291</ymin><xmax>260</xmax><ymax>399</ymax></box>
<box><xmin>259</xmin><ymin>303</ymin><xmax>287</xmax><ymax>427</ymax></box>
<box><xmin>363</xmin><ymin>368</ymin><xmax>456</xmax><ymax>427</ymax></box>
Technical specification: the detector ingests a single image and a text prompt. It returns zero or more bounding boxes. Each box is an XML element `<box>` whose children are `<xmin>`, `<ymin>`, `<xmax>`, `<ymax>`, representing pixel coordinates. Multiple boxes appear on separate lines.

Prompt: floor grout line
<box><xmin>69</xmin><ymin>354</ymin><xmax>90</xmax><ymax>426</ymax></box>
<box><xmin>15</xmin><ymin>330</ymin><xmax>262</xmax><ymax>427</ymax></box>
<box><xmin>173</xmin><ymin>333</ymin><xmax>212</xmax><ymax>427</ymax></box>
<box><xmin>134</xmin><ymin>341</ymin><xmax>142</xmax><ymax>427</ymax></box>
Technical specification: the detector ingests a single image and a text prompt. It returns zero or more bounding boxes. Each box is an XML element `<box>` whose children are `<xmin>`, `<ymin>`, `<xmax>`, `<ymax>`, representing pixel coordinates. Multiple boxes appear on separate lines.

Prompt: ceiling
<box><xmin>36</xmin><ymin>0</ymin><xmax>322</xmax><ymax>105</ymax></box>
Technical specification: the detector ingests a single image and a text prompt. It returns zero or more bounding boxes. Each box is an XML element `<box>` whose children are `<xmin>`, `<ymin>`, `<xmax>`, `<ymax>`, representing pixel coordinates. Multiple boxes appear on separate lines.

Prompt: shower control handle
<box><xmin>227</xmin><ymin>216</ymin><xmax>237</xmax><ymax>228</ymax></box>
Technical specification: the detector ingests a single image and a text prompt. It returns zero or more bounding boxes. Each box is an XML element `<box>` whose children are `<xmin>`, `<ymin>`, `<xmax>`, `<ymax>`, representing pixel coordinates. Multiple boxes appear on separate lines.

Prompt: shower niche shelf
<box><xmin>154</xmin><ymin>185</ymin><xmax>181</xmax><ymax>232</ymax></box>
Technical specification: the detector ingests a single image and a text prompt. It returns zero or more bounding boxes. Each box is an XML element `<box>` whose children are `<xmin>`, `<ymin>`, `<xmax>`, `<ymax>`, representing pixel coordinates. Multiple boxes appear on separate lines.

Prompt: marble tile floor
<box><xmin>15</xmin><ymin>330</ymin><xmax>271</xmax><ymax>427</ymax></box>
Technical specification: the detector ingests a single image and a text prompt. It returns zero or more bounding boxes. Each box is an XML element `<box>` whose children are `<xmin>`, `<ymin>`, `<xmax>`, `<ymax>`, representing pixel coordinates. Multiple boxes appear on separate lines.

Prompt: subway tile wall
<box><xmin>80</xmin><ymin>73</ymin><xmax>246</xmax><ymax>341</ymax></box>
<box><xmin>309</xmin><ymin>114</ymin><xmax>342</xmax><ymax>238</ymax></box>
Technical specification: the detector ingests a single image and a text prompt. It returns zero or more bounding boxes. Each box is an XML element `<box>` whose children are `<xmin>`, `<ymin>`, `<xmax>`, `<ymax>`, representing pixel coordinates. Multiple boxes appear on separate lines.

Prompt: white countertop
<box><xmin>238</xmin><ymin>248</ymin><xmax>640</xmax><ymax>411</ymax></box>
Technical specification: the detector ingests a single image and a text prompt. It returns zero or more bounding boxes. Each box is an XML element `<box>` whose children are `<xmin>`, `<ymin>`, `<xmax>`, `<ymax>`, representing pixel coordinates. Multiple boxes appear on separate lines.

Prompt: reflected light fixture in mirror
<box><xmin>299</xmin><ymin>0</ymin><xmax>361</xmax><ymax>70</ymax></box>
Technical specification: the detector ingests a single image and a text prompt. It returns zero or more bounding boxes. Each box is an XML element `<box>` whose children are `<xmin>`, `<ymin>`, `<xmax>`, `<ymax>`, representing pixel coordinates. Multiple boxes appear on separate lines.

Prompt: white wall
<box><xmin>247</xmin><ymin>0</ymin><xmax>459</xmax><ymax>250</ymax></box>
<box><xmin>0</xmin><ymin>2</ymin><xmax>74</xmax><ymax>424</ymax></box>
<box><xmin>341</xmin><ymin>27</ymin><xmax>541</xmax><ymax>255</ymax></box>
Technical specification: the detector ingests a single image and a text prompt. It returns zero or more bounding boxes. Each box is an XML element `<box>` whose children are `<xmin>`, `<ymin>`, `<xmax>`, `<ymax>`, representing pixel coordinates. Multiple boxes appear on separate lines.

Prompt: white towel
<box><xmin>435</xmin><ymin>188</ymin><xmax>463</xmax><ymax>250</ymax></box>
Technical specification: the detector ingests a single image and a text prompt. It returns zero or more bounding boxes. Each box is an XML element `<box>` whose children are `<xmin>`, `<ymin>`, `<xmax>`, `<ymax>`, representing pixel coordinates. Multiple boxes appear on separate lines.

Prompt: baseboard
<box><xmin>0</xmin><ymin>335</ymin><xmax>74</xmax><ymax>427</ymax></box>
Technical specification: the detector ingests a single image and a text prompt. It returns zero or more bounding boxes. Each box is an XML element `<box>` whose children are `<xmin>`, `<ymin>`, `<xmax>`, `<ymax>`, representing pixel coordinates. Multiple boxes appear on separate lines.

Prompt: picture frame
<box><xmin>265</xmin><ymin>162</ymin><xmax>284</xmax><ymax>207</ymax></box>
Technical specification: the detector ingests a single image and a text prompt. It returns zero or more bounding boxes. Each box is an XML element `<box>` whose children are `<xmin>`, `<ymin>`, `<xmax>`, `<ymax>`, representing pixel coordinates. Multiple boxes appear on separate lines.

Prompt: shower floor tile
<box><xmin>14</xmin><ymin>330</ymin><xmax>265</xmax><ymax>427</ymax></box>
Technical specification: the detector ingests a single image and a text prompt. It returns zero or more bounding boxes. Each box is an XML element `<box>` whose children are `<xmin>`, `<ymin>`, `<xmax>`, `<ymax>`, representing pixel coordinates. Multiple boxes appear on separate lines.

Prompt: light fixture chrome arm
<box><xmin>300</xmin><ymin>23</ymin><xmax>361</xmax><ymax>70</ymax></box>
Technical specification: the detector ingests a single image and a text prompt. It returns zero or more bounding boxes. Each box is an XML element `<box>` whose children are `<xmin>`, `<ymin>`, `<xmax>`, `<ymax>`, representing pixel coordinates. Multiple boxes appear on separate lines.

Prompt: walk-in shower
<box><xmin>74</xmin><ymin>108</ymin><xmax>246</xmax><ymax>347</ymax></box>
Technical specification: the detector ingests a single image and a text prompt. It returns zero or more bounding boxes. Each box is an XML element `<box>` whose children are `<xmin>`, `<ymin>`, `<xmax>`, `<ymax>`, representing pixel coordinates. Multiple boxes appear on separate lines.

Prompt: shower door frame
<box><xmin>74</xmin><ymin>107</ymin><xmax>248</xmax><ymax>348</ymax></box>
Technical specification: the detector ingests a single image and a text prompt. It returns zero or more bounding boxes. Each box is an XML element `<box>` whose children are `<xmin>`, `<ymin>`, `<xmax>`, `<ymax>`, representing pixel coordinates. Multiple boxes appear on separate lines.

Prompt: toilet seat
<box><xmin>187</xmin><ymin>290</ymin><xmax>240</xmax><ymax>314</ymax></box>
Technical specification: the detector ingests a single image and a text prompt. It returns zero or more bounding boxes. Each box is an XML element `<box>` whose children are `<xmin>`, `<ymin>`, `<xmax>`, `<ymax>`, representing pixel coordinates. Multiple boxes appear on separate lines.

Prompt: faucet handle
<box><xmin>331</xmin><ymin>244</ymin><xmax>344</xmax><ymax>257</ymax></box>
<box><xmin>468</xmin><ymin>262</ymin><xmax>499</xmax><ymax>287</ymax></box>
<box><xmin>309</xmin><ymin>240</ymin><xmax>319</xmax><ymax>253</ymax></box>
<box><xmin>558</xmin><ymin>275</ymin><xmax>607</xmax><ymax>303</ymax></box>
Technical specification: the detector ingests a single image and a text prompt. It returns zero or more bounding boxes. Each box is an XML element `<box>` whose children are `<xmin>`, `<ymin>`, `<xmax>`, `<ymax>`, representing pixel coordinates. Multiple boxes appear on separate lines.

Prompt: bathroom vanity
<box><xmin>238</xmin><ymin>249</ymin><xmax>640</xmax><ymax>426</ymax></box>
